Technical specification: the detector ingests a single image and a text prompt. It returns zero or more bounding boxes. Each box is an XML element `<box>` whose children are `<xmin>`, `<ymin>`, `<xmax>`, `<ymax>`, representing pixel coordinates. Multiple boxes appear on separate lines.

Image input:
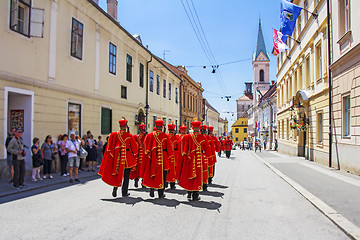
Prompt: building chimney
<box><xmin>107</xmin><ymin>0</ymin><xmax>118</xmax><ymax>20</ymax></box>
<box><xmin>177</xmin><ymin>66</ymin><xmax>188</xmax><ymax>74</ymax></box>
<box><xmin>271</xmin><ymin>80</ymin><xmax>275</xmax><ymax>85</ymax></box>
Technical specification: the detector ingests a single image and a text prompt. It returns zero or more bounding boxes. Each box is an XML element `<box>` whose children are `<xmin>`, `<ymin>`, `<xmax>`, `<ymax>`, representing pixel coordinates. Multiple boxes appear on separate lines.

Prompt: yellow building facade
<box><xmin>232</xmin><ymin>118</ymin><xmax>248</xmax><ymax>143</ymax></box>
<box><xmin>277</xmin><ymin>0</ymin><xmax>329</xmax><ymax>165</ymax></box>
<box><xmin>329</xmin><ymin>0</ymin><xmax>360</xmax><ymax>174</ymax></box>
<box><xmin>0</xmin><ymin>0</ymin><xmax>180</xmax><ymax>173</ymax></box>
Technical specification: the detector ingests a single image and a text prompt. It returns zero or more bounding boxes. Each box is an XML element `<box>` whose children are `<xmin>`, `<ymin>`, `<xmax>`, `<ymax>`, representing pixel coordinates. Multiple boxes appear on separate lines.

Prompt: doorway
<box><xmin>4</xmin><ymin>87</ymin><xmax>34</xmax><ymax>170</ymax></box>
<box><xmin>298</xmin><ymin>131</ymin><xmax>306</xmax><ymax>157</ymax></box>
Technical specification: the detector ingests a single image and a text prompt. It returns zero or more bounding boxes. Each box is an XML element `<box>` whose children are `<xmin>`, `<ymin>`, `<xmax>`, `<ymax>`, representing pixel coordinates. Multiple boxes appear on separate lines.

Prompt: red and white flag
<box><xmin>273</xmin><ymin>28</ymin><xmax>289</xmax><ymax>55</ymax></box>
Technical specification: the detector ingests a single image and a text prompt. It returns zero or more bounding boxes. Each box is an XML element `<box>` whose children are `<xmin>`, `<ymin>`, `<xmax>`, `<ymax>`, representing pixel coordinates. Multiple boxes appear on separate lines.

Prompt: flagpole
<box><xmin>302</xmin><ymin>8</ymin><xmax>318</xmax><ymax>19</ymax></box>
<box><xmin>286</xmin><ymin>35</ymin><xmax>301</xmax><ymax>45</ymax></box>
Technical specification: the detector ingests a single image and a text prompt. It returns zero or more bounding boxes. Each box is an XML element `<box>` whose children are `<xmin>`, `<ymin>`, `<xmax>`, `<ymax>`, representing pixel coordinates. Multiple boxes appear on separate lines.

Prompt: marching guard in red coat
<box><xmin>99</xmin><ymin>118</ymin><xmax>138</xmax><ymax>197</ymax></box>
<box><xmin>175</xmin><ymin>124</ymin><xmax>187</xmax><ymax>181</ymax></box>
<box><xmin>178</xmin><ymin>119</ymin><xmax>211</xmax><ymax>201</ymax></box>
<box><xmin>130</xmin><ymin>123</ymin><xmax>146</xmax><ymax>188</ymax></box>
<box><xmin>218</xmin><ymin>136</ymin><xmax>223</xmax><ymax>157</ymax></box>
<box><xmin>141</xmin><ymin>118</ymin><xmax>175</xmax><ymax>198</ymax></box>
<box><xmin>201</xmin><ymin>123</ymin><xmax>212</xmax><ymax>191</ymax></box>
<box><xmin>166</xmin><ymin>122</ymin><xmax>178</xmax><ymax>189</ymax></box>
<box><xmin>208</xmin><ymin>125</ymin><xmax>220</xmax><ymax>184</ymax></box>
<box><xmin>224</xmin><ymin>136</ymin><xmax>233</xmax><ymax>159</ymax></box>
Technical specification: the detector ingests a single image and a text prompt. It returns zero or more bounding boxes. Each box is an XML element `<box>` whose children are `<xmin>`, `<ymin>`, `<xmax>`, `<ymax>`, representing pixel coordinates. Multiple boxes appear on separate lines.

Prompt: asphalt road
<box><xmin>0</xmin><ymin>149</ymin><xmax>349</xmax><ymax>240</ymax></box>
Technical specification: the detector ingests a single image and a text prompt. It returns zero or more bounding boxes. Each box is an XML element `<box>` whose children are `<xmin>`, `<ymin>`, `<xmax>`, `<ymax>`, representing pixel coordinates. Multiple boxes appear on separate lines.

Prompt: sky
<box><xmin>99</xmin><ymin>0</ymin><xmax>280</xmax><ymax>129</ymax></box>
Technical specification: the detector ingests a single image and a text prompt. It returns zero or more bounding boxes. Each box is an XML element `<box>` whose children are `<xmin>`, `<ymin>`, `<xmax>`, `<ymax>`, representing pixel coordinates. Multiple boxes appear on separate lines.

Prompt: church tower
<box><xmin>253</xmin><ymin>18</ymin><xmax>270</xmax><ymax>105</ymax></box>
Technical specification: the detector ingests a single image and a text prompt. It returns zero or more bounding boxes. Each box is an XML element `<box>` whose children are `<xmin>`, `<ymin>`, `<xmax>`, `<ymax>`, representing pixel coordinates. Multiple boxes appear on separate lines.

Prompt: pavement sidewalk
<box><xmin>253</xmin><ymin>150</ymin><xmax>360</xmax><ymax>239</ymax></box>
<box><xmin>0</xmin><ymin>168</ymin><xmax>100</xmax><ymax>198</ymax></box>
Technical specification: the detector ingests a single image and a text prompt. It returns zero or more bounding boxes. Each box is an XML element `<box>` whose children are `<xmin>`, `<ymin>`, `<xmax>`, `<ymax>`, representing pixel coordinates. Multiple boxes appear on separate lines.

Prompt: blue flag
<box><xmin>280</xmin><ymin>0</ymin><xmax>302</xmax><ymax>42</ymax></box>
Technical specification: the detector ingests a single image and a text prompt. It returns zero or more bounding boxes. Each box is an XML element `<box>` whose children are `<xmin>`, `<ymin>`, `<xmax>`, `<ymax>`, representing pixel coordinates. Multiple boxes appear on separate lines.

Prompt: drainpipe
<box><xmin>145</xmin><ymin>54</ymin><xmax>153</xmax><ymax>129</ymax></box>
<box><xmin>327</xmin><ymin>0</ymin><xmax>332</xmax><ymax>168</ymax></box>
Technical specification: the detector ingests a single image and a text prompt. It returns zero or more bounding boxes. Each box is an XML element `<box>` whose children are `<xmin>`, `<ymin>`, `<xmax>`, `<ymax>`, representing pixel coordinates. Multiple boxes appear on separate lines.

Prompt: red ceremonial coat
<box><xmin>177</xmin><ymin>132</ymin><xmax>211</xmax><ymax>191</ymax></box>
<box><xmin>130</xmin><ymin>133</ymin><xmax>146</xmax><ymax>180</ymax></box>
<box><xmin>99</xmin><ymin>130</ymin><xmax>138</xmax><ymax>187</ymax></box>
<box><xmin>208</xmin><ymin>134</ymin><xmax>220</xmax><ymax>177</ymax></box>
<box><xmin>203</xmin><ymin>135</ymin><xmax>214</xmax><ymax>181</ymax></box>
<box><xmin>141</xmin><ymin>131</ymin><xmax>175</xmax><ymax>189</ymax></box>
<box><xmin>175</xmin><ymin>133</ymin><xmax>187</xmax><ymax>181</ymax></box>
<box><xmin>220</xmin><ymin>139</ymin><xmax>225</xmax><ymax>151</ymax></box>
<box><xmin>206</xmin><ymin>135</ymin><xmax>217</xmax><ymax>166</ymax></box>
<box><xmin>166</xmin><ymin>133</ymin><xmax>179</xmax><ymax>183</ymax></box>
<box><xmin>224</xmin><ymin>139</ymin><xmax>233</xmax><ymax>151</ymax></box>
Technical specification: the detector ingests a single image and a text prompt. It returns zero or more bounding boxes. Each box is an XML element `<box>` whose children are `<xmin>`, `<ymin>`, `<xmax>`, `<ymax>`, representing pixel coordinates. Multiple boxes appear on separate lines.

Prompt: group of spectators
<box><xmin>5</xmin><ymin>128</ymin><xmax>108</xmax><ymax>189</ymax></box>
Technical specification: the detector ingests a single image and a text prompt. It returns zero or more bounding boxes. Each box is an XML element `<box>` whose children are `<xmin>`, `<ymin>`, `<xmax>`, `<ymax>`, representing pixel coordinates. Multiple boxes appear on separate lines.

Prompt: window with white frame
<box><xmin>344</xmin><ymin>0</ymin><xmax>350</xmax><ymax>33</ymax></box>
<box><xmin>339</xmin><ymin>0</ymin><xmax>350</xmax><ymax>37</ymax></box>
<box><xmin>121</xmin><ymin>85</ymin><xmax>127</xmax><ymax>99</ymax></box>
<box><xmin>169</xmin><ymin>83</ymin><xmax>171</xmax><ymax>100</ymax></box>
<box><xmin>304</xmin><ymin>0</ymin><xmax>309</xmax><ymax>21</ymax></box>
<box><xmin>10</xmin><ymin>0</ymin><xmax>31</xmax><ymax>37</ymax></box>
<box><xmin>149</xmin><ymin>70</ymin><xmax>154</xmax><ymax>92</ymax></box>
<box><xmin>139</xmin><ymin>63</ymin><xmax>144</xmax><ymax>88</ymax></box>
<box><xmin>175</xmin><ymin>87</ymin><xmax>178</xmax><ymax>103</ymax></box>
<box><xmin>306</xmin><ymin>55</ymin><xmax>311</xmax><ymax>87</ymax></box>
<box><xmin>343</xmin><ymin>95</ymin><xmax>351</xmax><ymax>137</ymax></box>
<box><xmin>163</xmin><ymin>79</ymin><xmax>166</xmax><ymax>98</ymax></box>
<box><xmin>316</xmin><ymin>43</ymin><xmax>322</xmax><ymax>81</ymax></box>
<box><xmin>297</xmin><ymin>12</ymin><xmax>302</xmax><ymax>37</ymax></box>
<box><xmin>109</xmin><ymin>43</ymin><xmax>116</xmax><ymax>75</ymax></box>
<box><xmin>126</xmin><ymin>54</ymin><xmax>132</xmax><ymax>82</ymax></box>
<box><xmin>156</xmin><ymin>75</ymin><xmax>160</xmax><ymax>95</ymax></box>
<box><xmin>317</xmin><ymin>112</ymin><xmax>323</xmax><ymax>143</ymax></box>
<box><xmin>71</xmin><ymin>18</ymin><xmax>83</xmax><ymax>60</ymax></box>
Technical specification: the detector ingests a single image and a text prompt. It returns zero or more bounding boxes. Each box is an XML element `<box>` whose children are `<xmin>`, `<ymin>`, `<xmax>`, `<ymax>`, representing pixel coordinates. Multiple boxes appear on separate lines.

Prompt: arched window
<box><xmin>260</xmin><ymin>70</ymin><xmax>265</xmax><ymax>82</ymax></box>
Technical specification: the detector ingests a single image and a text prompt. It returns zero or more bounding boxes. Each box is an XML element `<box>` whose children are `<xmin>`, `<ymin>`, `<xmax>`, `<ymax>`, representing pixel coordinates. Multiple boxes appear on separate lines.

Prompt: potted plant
<box><xmin>290</xmin><ymin>122</ymin><xmax>297</xmax><ymax>129</ymax></box>
<box><xmin>297</xmin><ymin>123</ymin><xmax>307</xmax><ymax>131</ymax></box>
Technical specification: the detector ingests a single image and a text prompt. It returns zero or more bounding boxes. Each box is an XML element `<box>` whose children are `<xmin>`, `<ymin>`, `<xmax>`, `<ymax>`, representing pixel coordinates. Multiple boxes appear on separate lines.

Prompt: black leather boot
<box><xmin>192</xmin><ymin>191</ymin><xmax>201</xmax><ymax>201</ymax></box>
<box><xmin>134</xmin><ymin>178</ymin><xmax>139</xmax><ymax>188</ymax></box>
<box><xmin>112</xmin><ymin>187</ymin><xmax>118</xmax><ymax>198</ymax></box>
